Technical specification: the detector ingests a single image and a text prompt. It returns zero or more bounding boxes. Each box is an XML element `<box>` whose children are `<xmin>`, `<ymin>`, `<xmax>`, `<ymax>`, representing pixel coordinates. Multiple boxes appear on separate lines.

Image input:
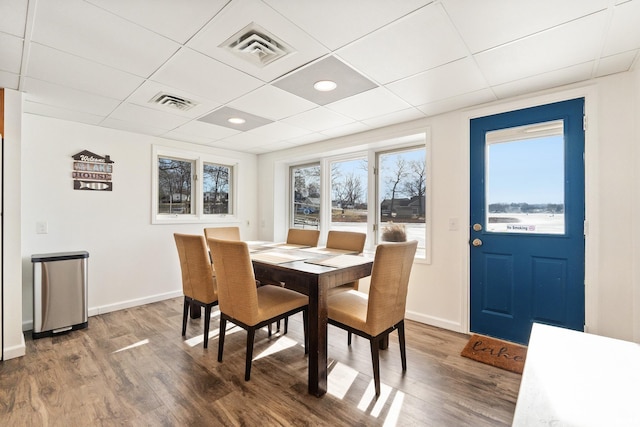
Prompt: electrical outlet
<box><xmin>36</xmin><ymin>221</ymin><xmax>48</xmax><ymax>234</ymax></box>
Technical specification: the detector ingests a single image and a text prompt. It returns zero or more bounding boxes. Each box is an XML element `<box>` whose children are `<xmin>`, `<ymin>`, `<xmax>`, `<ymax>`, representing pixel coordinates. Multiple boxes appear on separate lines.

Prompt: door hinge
<box><xmin>193</xmin><ymin>173</ymin><xmax>198</xmax><ymax>182</ymax></box>
<box><xmin>583</xmin><ymin>115</ymin><xmax>588</xmax><ymax>131</ymax></box>
<box><xmin>373</xmin><ymin>224</ymin><xmax>377</xmax><ymax>232</ymax></box>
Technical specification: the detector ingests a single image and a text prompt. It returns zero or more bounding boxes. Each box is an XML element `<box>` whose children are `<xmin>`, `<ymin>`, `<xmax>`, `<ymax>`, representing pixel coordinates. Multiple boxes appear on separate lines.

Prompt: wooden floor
<box><xmin>0</xmin><ymin>298</ymin><xmax>521</xmax><ymax>426</ymax></box>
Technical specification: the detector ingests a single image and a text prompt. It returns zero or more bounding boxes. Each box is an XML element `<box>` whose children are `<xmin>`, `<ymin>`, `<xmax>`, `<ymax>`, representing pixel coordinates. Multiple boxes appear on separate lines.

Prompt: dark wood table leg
<box><xmin>379</xmin><ymin>335</ymin><xmax>389</xmax><ymax>350</ymax></box>
<box><xmin>307</xmin><ymin>280</ymin><xmax>327</xmax><ymax>397</ymax></box>
<box><xmin>189</xmin><ymin>301</ymin><xmax>201</xmax><ymax>319</ymax></box>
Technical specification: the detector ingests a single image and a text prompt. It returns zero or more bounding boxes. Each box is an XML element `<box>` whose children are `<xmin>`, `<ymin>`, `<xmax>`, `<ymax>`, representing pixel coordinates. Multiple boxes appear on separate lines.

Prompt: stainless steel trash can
<box><xmin>32</xmin><ymin>251</ymin><xmax>89</xmax><ymax>339</ymax></box>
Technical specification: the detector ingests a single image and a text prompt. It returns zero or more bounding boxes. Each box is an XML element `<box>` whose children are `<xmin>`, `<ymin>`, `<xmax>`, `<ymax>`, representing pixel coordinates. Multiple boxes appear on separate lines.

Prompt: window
<box><xmin>330</xmin><ymin>157</ymin><xmax>368</xmax><ymax>235</ymax></box>
<box><xmin>153</xmin><ymin>146</ymin><xmax>236</xmax><ymax>223</ymax></box>
<box><xmin>291</xmin><ymin>163</ymin><xmax>320</xmax><ymax>229</ymax></box>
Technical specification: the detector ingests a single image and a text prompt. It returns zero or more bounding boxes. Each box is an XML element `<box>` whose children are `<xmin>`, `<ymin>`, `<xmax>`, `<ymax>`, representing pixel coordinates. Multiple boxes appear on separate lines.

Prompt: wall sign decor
<box><xmin>72</xmin><ymin>150</ymin><xmax>114</xmax><ymax>191</ymax></box>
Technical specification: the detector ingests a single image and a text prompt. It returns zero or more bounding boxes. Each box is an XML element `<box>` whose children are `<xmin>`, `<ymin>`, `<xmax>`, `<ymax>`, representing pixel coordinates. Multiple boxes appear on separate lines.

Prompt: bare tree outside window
<box><xmin>330</xmin><ymin>158</ymin><xmax>368</xmax><ymax>233</ymax></box>
<box><xmin>158</xmin><ymin>157</ymin><xmax>192</xmax><ymax>214</ymax></box>
<box><xmin>291</xmin><ymin>164</ymin><xmax>320</xmax><ymax>229</ymax></box>
<box><xmin>203</xmin><ymin>163</ymin><xmax>231</xmax><ymax>214</ymax></box>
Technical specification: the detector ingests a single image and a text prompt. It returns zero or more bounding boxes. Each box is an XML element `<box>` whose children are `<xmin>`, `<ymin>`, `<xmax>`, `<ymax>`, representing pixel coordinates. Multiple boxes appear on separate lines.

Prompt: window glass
<box><xmin>158</xmin><ymin>156</ymin><xmax>192</xmax><ymax>215</ymax></box>
<box><xmin>377</xmin><ymin>147</ymin><xmax>426</xmax><ymax>251</ymax></box>
<box><xmin>203</xmin><ymin>162</ymin><xmax>231</xmax><ymax>214</ymax></box>
<box><xmin>291</xmin><ymin>163</ymin><xmax>320</xmax><ymax>229</ymax></box>
<box><xmin>330</xmin><ymin>157</ymin><xmax>368</xmax><ymax>234</ymax></box>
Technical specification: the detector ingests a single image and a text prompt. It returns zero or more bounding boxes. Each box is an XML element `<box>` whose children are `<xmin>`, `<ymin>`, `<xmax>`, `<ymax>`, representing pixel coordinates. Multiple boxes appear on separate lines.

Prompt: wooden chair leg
<box><xmin>370</xmin><ymin>338</ymin><xmax>381</xmax><ymax>396</ymax></box>
<box><xmin>284</xmin><ymin>317</ymin><xmax>289</xmax><ymax>334</ymax></box>
<box><xmin>217</xmin><ymin>317</ymin><xmax>227</xmax><ymax>362</ymax></box>
<box><xmin>348</xmin><ymin>331</ymin><xmax>352</xmax><ymax>346</ymax></box>
<box><xmin>398</xmin><ymin>321</ymin><xmax>407</xmax><ymax>371</ymax></box>
<box><xmin>182</xmin><ymin>297</ymin><xmax>189</xmax><ymax>336</ymax></box>
<box><xmin>203</xmin><ymin>305</ymin><xmax>212</xmax><ymax>349</ymax></box>
<box><xmin>245</xmin><ymin>328</ymin><xmax>256</xmax><ymax>381</ymax></box>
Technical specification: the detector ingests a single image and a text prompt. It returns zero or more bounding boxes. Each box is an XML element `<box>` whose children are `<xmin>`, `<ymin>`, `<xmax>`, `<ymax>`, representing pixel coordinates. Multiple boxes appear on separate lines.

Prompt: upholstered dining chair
<box><xmin>327</xmin><ymin>240</ymin><xmax>417</xmax><ymax>396</ymax></box>
<box><xmin>174</xmin><ymin>233</ymin><xmax>219</xmax><ymax>349</ymax></box>
<box><xmin>286</xmin><ymin>228</ymin><xmax>320</xmax><ymax>247</ymax></box>
<box><xmin>326</xmin><ymin>230</ymin><xmax>367</xmax><ymax>295</ymax></box>
<box><xmin>204</xmin><ymin>226</ymin><xmax>241</xmax><ymax>242</ymax></box>
<box><xmin>208</xmin><ymin>237</ymin><xmax>309</xmax><ymax>381</ymax></box>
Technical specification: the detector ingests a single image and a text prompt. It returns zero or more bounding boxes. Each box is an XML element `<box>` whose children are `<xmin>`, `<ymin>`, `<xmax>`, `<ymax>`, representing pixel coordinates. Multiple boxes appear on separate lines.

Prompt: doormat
<box><xmin>461</xmin><ymin>334</ymin><xmax>527</xmax><ymax>374</ymax></box>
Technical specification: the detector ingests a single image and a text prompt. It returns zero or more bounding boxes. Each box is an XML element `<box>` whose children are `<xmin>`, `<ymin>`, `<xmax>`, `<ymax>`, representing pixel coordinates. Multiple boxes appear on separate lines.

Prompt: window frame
<box><xmin>152</xmin><ymin>145</ymin><xmax>239</xmax><ymax>224</ymax></box>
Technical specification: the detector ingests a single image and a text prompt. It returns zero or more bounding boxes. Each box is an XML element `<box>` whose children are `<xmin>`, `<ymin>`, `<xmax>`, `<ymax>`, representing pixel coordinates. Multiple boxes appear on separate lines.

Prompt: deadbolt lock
<box><xmin>473</xmin><ymin>223</ymin><xmax>482</xmax><ymax>232</ymax></box>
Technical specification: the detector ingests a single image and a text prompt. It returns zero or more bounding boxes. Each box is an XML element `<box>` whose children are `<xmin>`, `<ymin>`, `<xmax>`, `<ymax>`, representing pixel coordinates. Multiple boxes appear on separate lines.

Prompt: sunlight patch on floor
<box><xmin>253</xmin><ymin>335</ymin><xmax>298</xmax><ymax>360</ymax></box>
<box><xmin>113</xmin><ymin>339</ymin><xmax>149</xmax><ymax>353</ymax></box>
<box><xmin>382</xmin><ymin>390</ymin><xmax>405</xmax><ymax>427</ymax></box>
<box><xmin>184</xmin><ymin>323</ymin><xmax>241</xmax><ymax>348</ymax></box>
<box><xmin>327</xmin><ymin>361</ymin><xmax>359</xmax><ymax>399</ymax></box>
<box><xmin>358</xmin><ymin>381</ymin><xmax>392</xmax><ymax>416</ymax></box>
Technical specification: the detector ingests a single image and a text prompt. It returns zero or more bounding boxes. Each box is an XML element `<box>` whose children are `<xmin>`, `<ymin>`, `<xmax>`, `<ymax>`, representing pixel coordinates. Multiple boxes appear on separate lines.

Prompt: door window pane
<box><xmin>291</xmin><ymin>164</ymin><xmax>320</xmax><ymax>229</ymax></box>
<box><xmin>330</xmin><ymin>158</ymin><xmax>368</xmax><ymax>234</ymax></box>
<box><xmin>203</xmin><ymin>162</ymin><xmax>231</xmax><ymax>214</ymax></box>
<box><xmin>377</xmin><ymin>147</ymin><xmax>426</xmax><ymax>250</ymax></box>
<box><xmin>485</xmin><ymin>120</ymin><xmax>565</xmax><ymax>234</ymax></box>
<box><xmin>158</xmin><ymin>157</ymin><xmax>192</xmax><ymax>214</ymax></box>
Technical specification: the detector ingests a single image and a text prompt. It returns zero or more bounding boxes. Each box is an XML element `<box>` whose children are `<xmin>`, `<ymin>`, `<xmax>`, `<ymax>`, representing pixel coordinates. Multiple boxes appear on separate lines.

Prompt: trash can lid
<box><xmin>31</xmin><ymin>251</ymin><xmax>90</xmax><ymax>262</ymax></box>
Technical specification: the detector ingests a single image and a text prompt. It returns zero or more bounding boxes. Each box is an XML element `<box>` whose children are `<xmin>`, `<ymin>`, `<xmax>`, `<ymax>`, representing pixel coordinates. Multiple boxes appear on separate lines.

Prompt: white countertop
<box><xmin>512</xmin><ymin>323</ymin><xmax>640</xmax><ymax>426</ymax></box>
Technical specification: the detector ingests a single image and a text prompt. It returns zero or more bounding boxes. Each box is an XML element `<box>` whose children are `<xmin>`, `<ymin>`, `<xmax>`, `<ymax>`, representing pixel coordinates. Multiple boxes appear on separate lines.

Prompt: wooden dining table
<box><xmin>247</xmin><ymin>242</ymin><xmax>374</xmax><ymax>397</ymax></box>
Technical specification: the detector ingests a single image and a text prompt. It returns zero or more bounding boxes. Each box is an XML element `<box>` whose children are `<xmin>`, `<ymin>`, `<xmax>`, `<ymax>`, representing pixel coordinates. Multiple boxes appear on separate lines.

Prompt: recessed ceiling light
<box><xmin>313</xmin><ymin>80</ymin><xmax>337</xmax><ymax>92</ymax></box>
<box><xmin>228</xmin><ymin>117</ymin><xmax>246</xmax><ymax>125</ymax></box>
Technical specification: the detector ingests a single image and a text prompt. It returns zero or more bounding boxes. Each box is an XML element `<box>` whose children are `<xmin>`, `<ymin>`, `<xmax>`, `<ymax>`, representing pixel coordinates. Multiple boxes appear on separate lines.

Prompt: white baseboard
<box><xmin>3</xmin><ymin>333</ymin><xmax>26</xmax><ymax>360</ymax></box>
<box><xmin>405</xmin><ymin>310</ymin><xmax>465</xmax><ymax>334</ymax></box>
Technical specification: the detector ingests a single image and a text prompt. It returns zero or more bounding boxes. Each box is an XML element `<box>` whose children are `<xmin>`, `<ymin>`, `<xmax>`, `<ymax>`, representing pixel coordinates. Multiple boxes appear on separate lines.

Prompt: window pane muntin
<box><xmin>203</xmin><ymin>162</ymin><xmax>232</xmax><ymax>215</ymax></box>
<box><xmin>158</xmin><ymin>156</ymin><xmax>193</xmax><ymax>215</ymax></box>
<box><xmin>291</xmin><ymin>163</ymin><xmax>320</xmax><ymax>230</ymax></box>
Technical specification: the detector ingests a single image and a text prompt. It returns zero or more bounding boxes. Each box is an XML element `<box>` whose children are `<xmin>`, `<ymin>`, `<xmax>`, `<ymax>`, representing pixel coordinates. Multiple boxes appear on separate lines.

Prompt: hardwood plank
<box><xmin>0</xmin><ymin>297</ymin><xmax>521</xmax><ymax>426</ymax></box>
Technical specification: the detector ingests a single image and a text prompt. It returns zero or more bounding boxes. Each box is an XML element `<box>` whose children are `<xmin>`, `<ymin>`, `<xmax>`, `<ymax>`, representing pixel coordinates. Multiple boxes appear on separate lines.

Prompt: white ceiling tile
<box><xmin>264</xmin><ymin>0</ymin><xmax>434</xmax><ymax>50</ymax></box>
<box><xmin>417</xmin><ymin>89</ymin><xmax>497</xmax><ymax>117</ymax></box>
<box><xmin>596</xmin><ymin>51</ymin><xmax>638</xmax><ymax>77</ymax></box>
<box><xmin>0</xmin><ymin>70</ymin><xmax>20</xmax><ymax>90</ymax></box>
<box><xmin>26</xmin><ymin>43</ymin><xmax>144</xmax><ymax>100</ymax></box>
<box><xmin>281</xmin><ymin>108</ymin><xmax>355</xmax><ymax>132</ymax></box>
<box><xmin>108</xmin><ymin>103</ymin><xmax>191</xmax><ymax>130</ymax></box>
<box><xmin>84</xmin><ymin>0</ymin><xmax>228</xmax><ymax>44</ymax></box>
<box><xmin>31</xmin><ymin>0</ymin><xmax>180</xmax><ymax>77</ymax></box>
<box><xmin>187</xmin><ymin>0</ymin><xmax>329</xmax><ymax>82</ymax></box>
<box><xmin>228</xmin><ymin>85</ymin><xmax>317</xmax><ymax>120</ymax></box>
<box><xmin>151</xmin><ymin>48</ymin><xmax>264</xmax><ymax>104</ymax></box>
<box><xmin>210</xmin><ymin>131</ymin><xmax>263</xmax><ymax>150</ymax></box>
<box><xmin>0</xmin><ymin>0</ymin><xmax>28</xmax><ymax>37</ymax></box>
<box><xmin>325</xmin><ymin>87</ymin><xmax>411</xmax><ymax>121</ymax></box>
<box><xmin>475</xmin><ymin>12</ymin><xmax>607</xmax><ymax>86</ymax></box>
<box><xmin>492</xmin><ymin>62</ymin><xmax>594</xmax><ymax>100</ymax></box>
<box><xmin>100</xmin><ymin>117</ymin><xmax>167</xmax><ymax>136</ymax></box>
<box><xmin>24</xmin><ymin>100</ymin><xmax>105</xmax><ymax>125</ymax></box>
<box><xmin>602</xmin><ymin>0</ymin><xmax>640</xmax><ymax>56</ymax></box>
<box><xmin>387</xmin><ymin>57</ymin><xmax>488</xmax><ymax>106</ymax></box>
<box><xmin>247</xmin><ymin>121</ymin><xmax>312</xmax><ymax>143</ymax></box>
<box><xmin>169</xmin><ymin>120</ymin><xmax>241</xmax><ymax>141</ymax></box>
<box><xmin>361</xmin><ymin>108</ymin><xmax>426</xmax><ymax>128</ymax></box>
<box><xmin>282</xmin><ymin>133</ymin><xmax>328</xmax><ymax>146</ymax></box>
<box><xmin>320</xmin><ymin>122</ymin><xmax>371</xmax><ymax>138</ymax></box>
<box><xmin>23</xmin><ymin>77</ymin><xmax>121</xmax><ymax>116</ymax></box>
<box><xmin>160</xmin><ymin>131</ymin><xmax>216</xmax><ymax>146</ymax></box>
<box><xmin>126</xmin><ymin>80</ymin><xmax>221</xmax><ymax>119</ymax></box>
<box><xmin>337</xmin><ymin>3</ymin><xmax>468</xmax><ymax>84</ymax></box>
<box><xmin>0</xmin><ymin>33</ymin><xmax>24</xmax><ymax>74</ymax></box>
<box><xmin>442</xmin><ymin>0</ymin><xmax>609</xmax><ymax>53</ymax></box>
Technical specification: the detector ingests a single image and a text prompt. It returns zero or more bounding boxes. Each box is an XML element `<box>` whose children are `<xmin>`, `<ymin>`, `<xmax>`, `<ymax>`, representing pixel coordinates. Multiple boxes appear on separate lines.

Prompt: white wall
<box><xmin>19</xmin><ymin>115</ymin><xmax>258</xmax><ymax>332</ymax></box>
<box><xmin>257</xmin><ymin>71</ymin><xmax>640</xmax><ymax>343</ymax></box>
<box><xmin>632</xmin><ymin>63</ymin><xmax>640</xmax><ymax>343</ymax></box>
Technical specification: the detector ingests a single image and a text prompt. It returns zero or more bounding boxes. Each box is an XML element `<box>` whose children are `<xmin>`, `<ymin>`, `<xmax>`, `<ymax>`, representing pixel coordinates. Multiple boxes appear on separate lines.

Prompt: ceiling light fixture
<box><xmin>228</xmin><ymin>117</ymin><xmax>246</xmax><ymax>125</ymax></box>
<box><xmin>313</xmin><ymin>80</ymin><xmax>337</xmax><ymax>92</ymax></box>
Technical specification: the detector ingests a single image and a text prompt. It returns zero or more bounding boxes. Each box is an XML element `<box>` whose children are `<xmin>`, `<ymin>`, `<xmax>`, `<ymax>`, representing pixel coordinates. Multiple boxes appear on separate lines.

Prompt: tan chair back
<box><xmin>204</xmin><ymin>226</ymin><xmax>241</xmax><ymax>241</ymax></box>
<box><xmin>286</xmin><ymin>228</ymin><xmax>320</xmax><ymax>247</ymax></box>
<box><xmin>326</xmin><ymin>231</ymin><xmax>366</xmax><ymax>253</ymax></box>
<box><xmin>174</xmin><ymin>233</ymin><xmax>217</xmax><ymax>304</ymax></box>
<box><xmin>208</xmin><ymin>238</ymin><xmax>260</xmax><ymax>326</ymax></box>
<box><xmin>366</xmin><ymin>241</ymin><xmax>418</xmax><ymax>336</ymax></box>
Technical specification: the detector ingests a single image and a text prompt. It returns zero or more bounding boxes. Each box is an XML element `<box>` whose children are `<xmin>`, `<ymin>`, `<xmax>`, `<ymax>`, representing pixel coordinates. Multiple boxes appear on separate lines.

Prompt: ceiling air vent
<box><xmin>149</xmin><ymin>93</ymin><xmax>197</xmax><ymax>111</ymax></box>
<box><xmin>221</xmin><ymin>23</ymin><xmax>292</xmax><ymax>67</ymax></box>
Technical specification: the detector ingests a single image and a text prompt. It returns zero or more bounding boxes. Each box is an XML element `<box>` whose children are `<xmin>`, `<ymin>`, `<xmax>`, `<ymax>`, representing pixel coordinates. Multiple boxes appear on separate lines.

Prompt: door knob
<box><xmin>473</xmin><ymin>223</ymin><xmax>482</xmax><ymax>231</ymax></box>
<box><xmin>472</xmin><ymin>238</ymin><xmax>483</xmax><ymax>247</ymax></box>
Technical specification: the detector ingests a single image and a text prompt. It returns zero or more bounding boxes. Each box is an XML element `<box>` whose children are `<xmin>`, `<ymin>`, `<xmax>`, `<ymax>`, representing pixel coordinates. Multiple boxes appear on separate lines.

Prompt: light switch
<box><xmin>36</xmin><ymin>221</ymin><xmax>48</xmax><ymax>234</ymax></box>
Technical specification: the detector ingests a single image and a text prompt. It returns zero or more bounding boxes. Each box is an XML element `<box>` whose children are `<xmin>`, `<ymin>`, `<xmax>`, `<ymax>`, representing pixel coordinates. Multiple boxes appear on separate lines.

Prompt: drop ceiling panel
<box><xmin>126</xmin><ymin>80</ymin><xmax>221</xmax><ymax>119</ymax></box>
<box><xmin>442</xmin><ymin>0</ymin><xmax>609</xmax><ymax>53</ymax></box>
<box><xmin>475</xmin><ymin>12</ymin><xmax>607</xmax><ymax>86</ymax></box>
<box><xmin>170</xmin><ymin>120</ymin><xmax>241</xmax><ymax>141</ymax></box>
<box><xmin>187</xmin><ymin>0</ymin><xmax>329</xmax><ymax>82</ymax></box>
<box><xmin>0</xmin><ymin>70</ymin><xmax>19</xmax><ymax>90</ymax></box>
<box><xmin>263</xmin><ymin>0</ymin><xmax>434</xmax><ymax>50</ymax></box>
<box><xmin>281</xmin><ymin>107</ymin><xmax>355</xmax><ymax>132</ymax></box>
<box><xmin>387</xmin><ymin>57</ymin><xmax>488</xmax><ymax>106</ymax></box>
<box><xmin>596</xmin><ymin>51</ymin><xmax>638</xmax><ymax>77</ymax></box>
<box><xmin>84</xmin><ymin>0</ymin><xmax>228</xmax><ymax>44</ymax></box>
<box><xmin>417</xmin><ymin>89</ymin><xmax>496</xmax><ymax>117</ymax></box>
<box><xmin>0</xmin><ymin>33</ymin><xmax>24</xmax><ymax>74</ymax></box>
<box><xmin>602</xmin><ymin>0</ymin><xmax>640</xmax><ymax>56</ymax></box>
<box><xmin>23</xmin><ymin>77</ymin><xmax>121</xmax><ymax>116</ymax></box>
<box><xmin>337</xmin><ymin>3</ymin><xmax>468</xmax><ymax>84</ymax></box>
<box><xmin>246</xmin><ymin>121</ymin><xmax>311</xmax><ymax>143</ymax></box>
<box><xmin>109</xmin><ymin>103</ymin><xmax>191</xmax><ymax>131</ymax></box>
<box><xmin>31</xmin><ymin>0</ymin><xmax>180</xmax><ymax>77</ymax></box>
<box><xmin>151</xmin><ymin>48</ymin><xmax>264</xmax><ymax>104</ymax></box>
<box><xmin>325</xmin><ymin>87</ymin><xmax>413</xmax><ymax>121</ymax></box>
<box><xmin>320</xmin><ymin>121</ymin><xmax>371</xmax><ymax>138</ymax></box>
<box><xmin>361</xmin><ymin>108</ymin><xmax>426</xmax><ymax>128</ymax></box>
<box><xmin>228</xmin><ymin>85</ymin><xmax>317</xmax><ymax>121</ymax></box>
<box><xmin>0</xmin><ymin>0</ymin><xmax>28</xmax><ymax>37</ymax></box>
<box><xmin>24</xmin><ymin>100</ymin><xmax>105</xmax><ymax>126</ymax></box>
<box><xmin>27</xmin><ymin>43</ymin><xmax>144</xmax><ymax>100</ymax></box>
<box><xmin>100</xmin><ymin>117</ymin><xmax>167</xmax><ymax>136</ymax></box>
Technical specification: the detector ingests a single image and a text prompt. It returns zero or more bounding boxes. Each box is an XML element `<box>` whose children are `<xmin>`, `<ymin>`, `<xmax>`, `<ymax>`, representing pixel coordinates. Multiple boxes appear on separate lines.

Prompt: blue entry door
<box><xmin>470</xmin><ymin>98</ymin><xmax>585</xmax><ymax>344</ymax></box>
